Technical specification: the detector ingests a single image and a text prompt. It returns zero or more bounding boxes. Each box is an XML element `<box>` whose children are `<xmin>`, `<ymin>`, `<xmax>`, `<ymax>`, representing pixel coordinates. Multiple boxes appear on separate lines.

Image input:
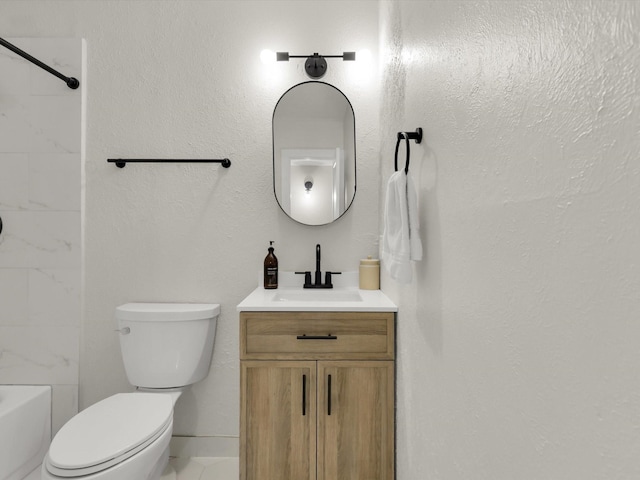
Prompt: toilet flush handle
<box><xmin>115</xmin><ymin>327</ymin><xmax>131</xmax><ymax>335</ymax></box>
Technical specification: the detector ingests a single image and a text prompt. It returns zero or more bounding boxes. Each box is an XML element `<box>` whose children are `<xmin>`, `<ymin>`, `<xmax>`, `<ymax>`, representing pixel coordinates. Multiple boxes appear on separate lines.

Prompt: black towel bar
<box><xmin>0</xmin><ymin>37</ymin><xmax>79</xmax><ymax>89</ymax></box>
<box><xmin>107</xmin><ymin>158</ymin><xmax>231</xmax><ymax>168</ymax></box>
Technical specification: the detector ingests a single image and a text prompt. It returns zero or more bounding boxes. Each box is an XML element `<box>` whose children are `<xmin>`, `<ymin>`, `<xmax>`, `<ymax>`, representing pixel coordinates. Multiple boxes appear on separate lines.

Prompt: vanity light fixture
<box><xmin>277</xmin><ymin>51</ymin><xmax>356</xmax><ymax>79</ymax></box>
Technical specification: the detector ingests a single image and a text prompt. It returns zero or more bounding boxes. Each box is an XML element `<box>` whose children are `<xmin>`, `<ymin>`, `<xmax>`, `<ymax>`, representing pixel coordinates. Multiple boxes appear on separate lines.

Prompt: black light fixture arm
<box><xmin>277</xmin><ymin>51</ymin><xmax>356</xmax><ymax>79</ymax></box>
<box><xmin>277</xmin><ymin>52</ymin><xmax>355</xmax><ymax>60</ymax></box>
<box><xmin>0</xmin><ymin>37</ymin><xmax>79</xmax><ymax>89</ymax></box>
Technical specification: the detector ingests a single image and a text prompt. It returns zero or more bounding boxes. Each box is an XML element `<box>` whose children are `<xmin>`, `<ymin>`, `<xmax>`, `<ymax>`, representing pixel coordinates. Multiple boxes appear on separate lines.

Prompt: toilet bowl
<box><xmin>42</xmin><ymin>303</ymin><xmax>219</xmax><ymax>480</ymax></box>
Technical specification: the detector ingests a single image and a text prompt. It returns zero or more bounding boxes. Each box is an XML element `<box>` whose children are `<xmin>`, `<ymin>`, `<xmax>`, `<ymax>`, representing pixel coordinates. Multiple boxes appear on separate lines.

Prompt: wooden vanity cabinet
<box><xmin>240</xmin><ymin>311</ymin><xmax>395</xmax><ymax>480</ymax></box>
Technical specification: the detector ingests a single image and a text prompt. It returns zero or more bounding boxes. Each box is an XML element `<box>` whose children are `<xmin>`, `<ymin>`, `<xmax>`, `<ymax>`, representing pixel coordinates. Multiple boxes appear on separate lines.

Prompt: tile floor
<box><xmin>167</xmin><ymin>457</ymin><xmax>239</xmax><ymax>480</ymax></box>
<box><xmin>24</xmin><ymin>467</ymin><xmax>41</xmax><ymax>480</ymax></box>
<box><xmin>30</xmin><ymin>457</ymin><xmax>238</xmax><ymax>479</ymax></box>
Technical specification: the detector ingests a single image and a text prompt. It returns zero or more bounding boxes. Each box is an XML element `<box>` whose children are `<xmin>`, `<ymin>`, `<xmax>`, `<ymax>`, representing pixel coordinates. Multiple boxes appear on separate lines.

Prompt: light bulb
<box><xmin>348</xmin><ymin>49</ymin><xmax>373</xmax><ymax>84</ymax></box>
<box><xmin>260</xmin><ymin>49</ymin><xmax>276</xmax><ymax>64</ymax></box>
<box><xmin>357</xmin><ymin>49</ymin><xmax>372</xmax><ymax>64</ymax></box>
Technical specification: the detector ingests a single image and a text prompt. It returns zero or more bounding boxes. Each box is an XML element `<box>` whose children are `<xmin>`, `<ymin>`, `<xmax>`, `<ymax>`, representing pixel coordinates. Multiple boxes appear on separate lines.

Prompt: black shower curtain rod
<box><xmin>0</xmin><ymin>37</ymin><xmax>79</xmax><ymax>89</ymax></box>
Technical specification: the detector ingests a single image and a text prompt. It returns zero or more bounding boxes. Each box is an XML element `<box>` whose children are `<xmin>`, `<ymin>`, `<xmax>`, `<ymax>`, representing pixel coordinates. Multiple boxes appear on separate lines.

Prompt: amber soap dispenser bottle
<box><xmin>264</xmin><ymin>241</ymin><xmax>278</xmax><ymax>289</ymax></box>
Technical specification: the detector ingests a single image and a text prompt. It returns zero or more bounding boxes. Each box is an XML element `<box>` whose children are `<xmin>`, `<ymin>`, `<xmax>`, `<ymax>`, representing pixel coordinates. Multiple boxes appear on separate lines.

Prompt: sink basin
<box><xmin>236</xmin><ymin>272</ymin><xmax>397</xmax><ymax>312</ymax></box>
<box><xmin>272</xmin><ymin>290</ymin><xmax>363</xmax><ymax>303</ymax></box>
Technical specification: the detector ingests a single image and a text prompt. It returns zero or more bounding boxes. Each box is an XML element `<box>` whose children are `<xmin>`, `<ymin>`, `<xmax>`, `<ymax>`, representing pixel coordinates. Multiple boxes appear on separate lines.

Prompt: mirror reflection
<box><xmin>273</xmin><ymin>81</ymin><xmax>356</xmax><ymax>225</ymax></box>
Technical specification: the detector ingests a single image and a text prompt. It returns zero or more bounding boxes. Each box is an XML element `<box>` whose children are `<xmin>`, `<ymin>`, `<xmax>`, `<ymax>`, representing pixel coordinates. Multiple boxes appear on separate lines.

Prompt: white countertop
<box><xmin>237</xmin><ymin>272</ymin><xmax>398</xmax><ymax>312</ymax></box>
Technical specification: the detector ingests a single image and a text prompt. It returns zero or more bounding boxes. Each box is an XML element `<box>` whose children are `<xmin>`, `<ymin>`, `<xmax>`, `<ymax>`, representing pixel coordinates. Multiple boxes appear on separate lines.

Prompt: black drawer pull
<box><xmin>296</xmin><ymin>334</ymin><xmax>337</xmax><ymax>340</ymax></box>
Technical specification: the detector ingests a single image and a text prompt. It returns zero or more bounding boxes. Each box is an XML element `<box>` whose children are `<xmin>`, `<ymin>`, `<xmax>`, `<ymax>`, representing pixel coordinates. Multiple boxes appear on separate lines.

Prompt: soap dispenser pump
<box><xmin>264</xmin><ymin>241</ymin><xmax>278</xmax><ymax>289</ymax></box>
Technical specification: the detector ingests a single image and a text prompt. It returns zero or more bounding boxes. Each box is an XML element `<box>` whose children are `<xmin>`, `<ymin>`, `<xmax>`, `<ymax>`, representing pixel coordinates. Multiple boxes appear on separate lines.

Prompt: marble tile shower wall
<box><xmin>0</xmin><ymin>38</ymin><xmax>82</xmax><ymax>434</ymax></box>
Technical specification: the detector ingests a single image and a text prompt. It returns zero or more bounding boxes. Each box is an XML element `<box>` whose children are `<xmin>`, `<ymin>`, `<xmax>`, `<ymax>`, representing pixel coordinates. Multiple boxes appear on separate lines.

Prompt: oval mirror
<box><xmin>273</xmin><ymin>81</ymin><xmax>356</xmax><ymax>225</ymax></box>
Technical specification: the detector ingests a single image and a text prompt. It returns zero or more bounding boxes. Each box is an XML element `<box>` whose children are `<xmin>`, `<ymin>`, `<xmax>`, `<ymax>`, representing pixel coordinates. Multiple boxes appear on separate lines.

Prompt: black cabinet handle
<box><xmin>302</xmin><ymin>374</ymin><xmax>306</xmax><ymax>416</ymax></box>
<box><xmin>327</xmin><ymin>374</ymin><xmax>332</xmax><ymax>416</ymax></box>
<box><xmin>0</xmin><ymin>215</ymin><xmax>3</xmax><ymax>236</ymax></box>
<box><xmin>296</xmin><ymin>334</ymin><xmax>337</xmax><ymax>340</ymax></box>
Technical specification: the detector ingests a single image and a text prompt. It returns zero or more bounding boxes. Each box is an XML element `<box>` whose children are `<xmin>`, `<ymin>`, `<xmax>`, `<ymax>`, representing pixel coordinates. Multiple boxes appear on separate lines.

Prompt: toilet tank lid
<box><xmin>116</xmin><ymin>303</ymin><xmax>220</xmax><ymax>321</ymax></box>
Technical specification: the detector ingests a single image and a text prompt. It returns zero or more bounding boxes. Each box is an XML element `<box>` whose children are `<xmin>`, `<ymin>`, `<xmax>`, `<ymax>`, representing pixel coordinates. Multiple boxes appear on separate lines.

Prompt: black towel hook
<box><xmin>394</xmin><ymin>128</ymin><xmax>423</xmax><ymax>174</ymax></box>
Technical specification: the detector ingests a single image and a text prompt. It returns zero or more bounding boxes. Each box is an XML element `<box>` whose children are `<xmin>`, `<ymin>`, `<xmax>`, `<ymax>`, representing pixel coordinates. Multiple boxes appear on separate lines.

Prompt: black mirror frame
<box><xmin>272</xmin><ymin>81</ymin><xmax>357</xmax><ymax>226</ymax></box>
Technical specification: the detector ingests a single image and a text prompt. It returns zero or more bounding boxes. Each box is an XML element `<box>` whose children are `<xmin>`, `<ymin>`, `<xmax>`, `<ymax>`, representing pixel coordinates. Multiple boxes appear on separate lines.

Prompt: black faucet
<box><xmin>295</xmin><ymin>243</ymin><xmax>341</xmax><ymax>288</ymax></box>
<box><xmin>315</xmin><ymin>244</ymin><xmax>322</xmax><ymax>286</ymax></box>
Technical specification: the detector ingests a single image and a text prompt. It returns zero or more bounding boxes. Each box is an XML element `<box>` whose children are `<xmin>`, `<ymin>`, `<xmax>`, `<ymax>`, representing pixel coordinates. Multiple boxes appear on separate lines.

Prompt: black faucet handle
<box><xmin>324</xmin><ymin>271</ymin><xmax>342</xmax><ymax>288</ymax></box>
<box><xmin>295</xmin><ymin>271</ymin><xmax>312</xmax><ymax>287</ymax></box>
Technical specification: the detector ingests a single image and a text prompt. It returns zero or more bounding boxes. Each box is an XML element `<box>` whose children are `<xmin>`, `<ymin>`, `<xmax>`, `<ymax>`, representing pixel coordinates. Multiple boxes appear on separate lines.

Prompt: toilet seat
<box><xmin>45</xmin><ymin>393</ymin><xmax>173</xmax><ymax>478</ymax></box>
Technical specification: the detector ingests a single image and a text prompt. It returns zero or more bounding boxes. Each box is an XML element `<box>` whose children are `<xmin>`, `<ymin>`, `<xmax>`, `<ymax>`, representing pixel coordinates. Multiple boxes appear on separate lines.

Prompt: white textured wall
<box><xmin>5</xmin><ymin>1</ymin><xmax>637</xmax><ymax>475</ymax></box>
<box><xmin>380</xmin><ymin>1</ymin><xmax>640</xmax><ymax>478</ymax></box>
<box><xmin>0</xmin><ymin>0</ymin><xmax>380</xmax><ymax>455</ymax></box>
<box><xmin>0</xmin><ymin>38</ymin><xmax>82</xmax><ymax>435</ymax></box>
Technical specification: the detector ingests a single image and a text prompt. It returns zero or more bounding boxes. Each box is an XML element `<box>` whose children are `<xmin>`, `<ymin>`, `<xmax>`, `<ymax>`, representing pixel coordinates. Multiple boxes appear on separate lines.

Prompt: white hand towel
<box><xmin>381</xmin><ymin>171</ymin><xmax>422</xmax><ymax>284</ymax></box>
<box><xmin>382</xmin><ymin>171</ymin><xmax>411</xmax><ymax>283</ymax></box>
<box><xmin>407</xmin><ymin>171</ymin><xmax>423</xmax><ymax>261</ymax></box>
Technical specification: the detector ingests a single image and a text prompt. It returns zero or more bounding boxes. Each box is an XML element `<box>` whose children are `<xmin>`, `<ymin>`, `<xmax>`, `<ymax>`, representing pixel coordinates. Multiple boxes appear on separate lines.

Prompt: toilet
<box><xmin>42</xmin><ymin>302</ymin><xmax>220</xmax><ymax>480</ymax></box>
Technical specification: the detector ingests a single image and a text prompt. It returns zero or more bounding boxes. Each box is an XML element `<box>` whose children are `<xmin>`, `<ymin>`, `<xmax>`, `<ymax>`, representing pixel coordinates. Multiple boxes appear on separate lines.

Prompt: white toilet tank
<box><xmin>116</xmin><ymin>303</ymin><xmax>220</xmax><ymax>389</ymax></box>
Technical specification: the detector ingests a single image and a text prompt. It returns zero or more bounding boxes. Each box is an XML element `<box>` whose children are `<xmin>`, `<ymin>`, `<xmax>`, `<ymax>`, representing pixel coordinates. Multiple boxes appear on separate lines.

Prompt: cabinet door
<box><xmin>240</xmin><ymin>361</ymin><xmax>317</xmax><ymax>480</ymax></box>
<box><xmin>317</xmin><ymin>361</ymin><xmax>394</xmax><ymax>480</ymax></box>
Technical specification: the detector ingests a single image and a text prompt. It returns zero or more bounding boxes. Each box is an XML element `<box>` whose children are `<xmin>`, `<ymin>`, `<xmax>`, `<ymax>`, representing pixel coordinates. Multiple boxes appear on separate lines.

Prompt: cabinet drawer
<box><xmin>240</xmin><ymin>311</ymin><xmax>394</xmax><ymax>360</ymax></box>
